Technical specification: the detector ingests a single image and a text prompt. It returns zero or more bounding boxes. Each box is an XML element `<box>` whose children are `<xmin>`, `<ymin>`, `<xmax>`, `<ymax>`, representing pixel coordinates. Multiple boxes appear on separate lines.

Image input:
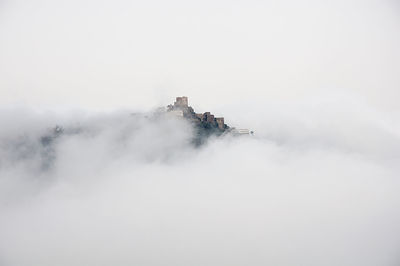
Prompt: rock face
<box><xmin>167</xmin><ymin>96</ymin><xmax>229</xmax><ymax>144</ymax></box>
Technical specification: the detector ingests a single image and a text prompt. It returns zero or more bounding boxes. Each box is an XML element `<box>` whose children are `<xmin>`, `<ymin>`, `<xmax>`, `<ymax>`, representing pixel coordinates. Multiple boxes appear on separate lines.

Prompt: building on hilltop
<box><xmin>166</xmin><ymin>96</ymin><xmax>253</xmax><ymax>144</ymax></box>
<box><xmin>167</xmin><ymin>96</ymin><xmax>228</xmax><ymax>131</ymax></box>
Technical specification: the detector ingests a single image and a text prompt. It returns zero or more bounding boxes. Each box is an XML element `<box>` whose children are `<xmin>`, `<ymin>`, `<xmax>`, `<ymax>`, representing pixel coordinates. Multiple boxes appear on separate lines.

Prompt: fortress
<box><xmin>167</xmin><ymin>96</ymin><xmax>228</xmax><ymax>131</ymax></box>
<box><xmin>165</xmin><ymin>96</ymin><xmax>252</xmax><ymax>143</ymax></box>
<box><xmin>39</xmin><ymin>96</ymin><xmax>251</xmax><ymax>156</ymax></box>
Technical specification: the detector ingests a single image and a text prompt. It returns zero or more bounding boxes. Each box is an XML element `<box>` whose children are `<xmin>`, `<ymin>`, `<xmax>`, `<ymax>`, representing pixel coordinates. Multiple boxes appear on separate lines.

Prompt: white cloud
<box><xmin>0</xmin><ymin>96</ymin><xmax>399</xmax><ymax>266</ymax></box>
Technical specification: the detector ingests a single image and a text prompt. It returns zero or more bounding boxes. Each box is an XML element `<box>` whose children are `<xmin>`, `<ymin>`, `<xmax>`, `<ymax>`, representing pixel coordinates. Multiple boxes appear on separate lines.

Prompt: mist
<box><xmin>1</xmin><ymin>95</ymin><xmax>399</xmax><ymax>266</ymax></box>
<box><xmin>1</xmin><ymin>0</ymin><xmax>400</xmax><ymax>264</ymax></box>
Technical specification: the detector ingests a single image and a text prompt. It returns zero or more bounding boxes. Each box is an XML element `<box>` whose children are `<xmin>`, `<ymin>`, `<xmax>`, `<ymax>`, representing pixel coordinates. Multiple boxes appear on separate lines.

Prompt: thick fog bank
<box><xmin>0</xmin><ymin>99</ymin><xmax>399</xmax><ymax>266</ymax></box>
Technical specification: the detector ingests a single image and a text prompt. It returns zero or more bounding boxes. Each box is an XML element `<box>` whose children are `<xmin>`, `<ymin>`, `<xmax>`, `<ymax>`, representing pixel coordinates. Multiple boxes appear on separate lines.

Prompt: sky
<box><xmin>0</xmin><ymin>0</ymin><xmax>400</xmax><ymax>265</ymax></box>
<box><xmin>0</xmin><ymin>0</ymin><xmax>399</xmax><ymax>111</ymax></box>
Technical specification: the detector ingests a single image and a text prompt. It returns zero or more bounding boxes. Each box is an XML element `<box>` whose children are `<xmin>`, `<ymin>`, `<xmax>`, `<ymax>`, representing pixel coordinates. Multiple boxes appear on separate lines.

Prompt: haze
<box><xmin>0</xmin><ymin>0</ymin><xmax>399</xmax><ymax>110</ymax></box>
<box><xmin>0</xmin><ymin>0</ymin><xmax>400</xmax><ymax>265</ymax></box>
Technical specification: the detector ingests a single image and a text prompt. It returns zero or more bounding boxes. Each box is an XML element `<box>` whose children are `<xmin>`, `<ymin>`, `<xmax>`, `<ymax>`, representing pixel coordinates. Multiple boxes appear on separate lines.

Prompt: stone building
<box><xmin>174</xmin><ymin>96</ymin><xmax>188</xmax><ymax>108</ymax></box>
<box><xmin>166</xmin><ymin>96</ymin><xmax>253</xmax><ymax>144</ymax></box>
<box><xmin>167</xmin><ymin>96</ymin><xmax>228</xmax><ymax>131</ymax></box>
<box><xmin>215</xmin><ymin>117</ymin><xmax>225</xmax><ymax>130</ymax></box>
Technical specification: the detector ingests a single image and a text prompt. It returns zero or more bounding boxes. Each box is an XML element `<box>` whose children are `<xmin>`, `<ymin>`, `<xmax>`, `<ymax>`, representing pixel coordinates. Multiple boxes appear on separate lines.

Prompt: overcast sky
<box><xmin>1</xmin><ymin>1</ymin><xmax>400</xmax><ymax>265</ymax></box>
<box><xmin>0</xmin><ymin>0</ymin><xmax>399</xmax><ymax>111</ymax></box>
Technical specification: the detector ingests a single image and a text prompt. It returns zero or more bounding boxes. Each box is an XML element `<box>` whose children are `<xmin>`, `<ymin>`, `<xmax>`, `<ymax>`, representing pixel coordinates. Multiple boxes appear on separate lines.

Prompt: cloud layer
<box><xmin>0</xmin><ymin>97</ymin><xmax>399</xmax><ymax>266</ymax></box>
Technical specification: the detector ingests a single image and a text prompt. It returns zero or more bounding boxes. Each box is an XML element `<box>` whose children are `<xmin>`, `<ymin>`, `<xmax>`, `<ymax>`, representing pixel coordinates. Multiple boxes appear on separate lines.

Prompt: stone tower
<box><xmin>174</xmin><ymin>96</ymin><xmax>188</xmax><ymax>108</ymax></box>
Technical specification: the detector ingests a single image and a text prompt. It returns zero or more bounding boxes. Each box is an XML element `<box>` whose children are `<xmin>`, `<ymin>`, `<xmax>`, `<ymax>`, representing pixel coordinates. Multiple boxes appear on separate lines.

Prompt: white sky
<box><xmin>0</xmin><ymin>0</ymin><xmax>399</xmax><ymax>111</ymax></box>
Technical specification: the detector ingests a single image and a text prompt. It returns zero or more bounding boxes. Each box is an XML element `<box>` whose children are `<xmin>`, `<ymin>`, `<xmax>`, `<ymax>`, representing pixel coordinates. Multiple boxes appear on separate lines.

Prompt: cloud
<box><xmin>0</xmin><ymin>96</ymin><xmax>399</xmax><ymax>266</ymax></box>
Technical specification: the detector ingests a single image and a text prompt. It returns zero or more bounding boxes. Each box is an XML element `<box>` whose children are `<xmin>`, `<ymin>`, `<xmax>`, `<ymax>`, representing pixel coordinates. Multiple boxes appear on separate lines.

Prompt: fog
<box><xmin>0</xmin><ymin>95</ymin><xmax>399</xmax><ymax>266</ymax></box>
<box><xmin>1</xmin><ymin>0</ymin><xmax>400</xmax><ymax>264</ymax></box>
